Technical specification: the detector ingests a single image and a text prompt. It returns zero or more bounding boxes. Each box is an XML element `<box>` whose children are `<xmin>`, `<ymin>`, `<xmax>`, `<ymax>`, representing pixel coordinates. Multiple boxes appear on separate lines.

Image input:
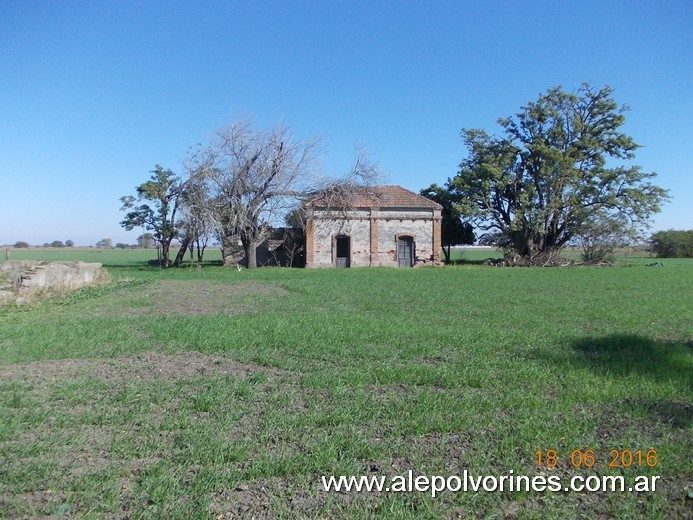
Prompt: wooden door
<box><xmin>335</xmin><ymin>235</ymin><xmax>350</xmax><ymax>268</ymax></box>
<box><xmin>397</xmin><ymin>237</ymin><xmax>413</xmax><ymax>267</ymax></box>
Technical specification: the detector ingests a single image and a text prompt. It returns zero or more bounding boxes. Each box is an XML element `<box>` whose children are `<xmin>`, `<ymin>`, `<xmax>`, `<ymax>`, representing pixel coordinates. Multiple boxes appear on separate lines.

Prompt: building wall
<box><xmin>306</xmin><ymin>207</ymin><xmax>440</xmax><ymax>268</ymax></box>
<box><xmin>310</xmin><ymin>210</ymin><xmax>372</xmax><ymax>267</ymax></box>
<box><xmin>376</xmin><ymin>214</ymin><xmax>435</xmax><ymax>266</ymax></box>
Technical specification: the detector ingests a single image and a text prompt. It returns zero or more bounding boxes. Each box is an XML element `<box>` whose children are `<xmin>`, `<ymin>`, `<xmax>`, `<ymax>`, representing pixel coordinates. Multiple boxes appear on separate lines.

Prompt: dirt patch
<box><xmin>0</xmin><ymin>351</ymin><xmax>288</xmax><ymax>384</ymax></box>
<box><xmin>95</xmin><ymin>279</ymin><xmax>289</xmax><ymax>317</ymax></box>
<box><xmin>209</xmin><ymin>476</ymin><xmax>374</xmax><ymax>519</ymax></box>
<box><xmin>0</xmin><ymin>489</ymin><xmax>69</xmax><ymax>517</ymax></box>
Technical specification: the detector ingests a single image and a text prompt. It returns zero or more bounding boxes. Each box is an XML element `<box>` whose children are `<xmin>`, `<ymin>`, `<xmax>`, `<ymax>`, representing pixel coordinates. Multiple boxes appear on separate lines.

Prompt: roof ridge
<box><xmin>306</xmin><ymin>184</ymin><xmax>441</xmax><ymax>209</ymax></box>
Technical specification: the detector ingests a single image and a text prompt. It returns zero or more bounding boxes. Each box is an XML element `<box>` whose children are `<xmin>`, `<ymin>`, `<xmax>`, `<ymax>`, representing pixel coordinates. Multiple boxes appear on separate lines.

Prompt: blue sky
<box><xmin>1</xmin><ymin>0</ymin><xmax>691</xmax><ymax>245</ymax></box>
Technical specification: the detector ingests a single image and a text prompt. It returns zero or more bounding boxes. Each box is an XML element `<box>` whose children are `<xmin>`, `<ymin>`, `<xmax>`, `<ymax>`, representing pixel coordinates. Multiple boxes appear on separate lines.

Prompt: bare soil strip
<box><xmin>0</xmin><ymin>351</ymin><xmax>288</xmax><ymax>384</ymax></box>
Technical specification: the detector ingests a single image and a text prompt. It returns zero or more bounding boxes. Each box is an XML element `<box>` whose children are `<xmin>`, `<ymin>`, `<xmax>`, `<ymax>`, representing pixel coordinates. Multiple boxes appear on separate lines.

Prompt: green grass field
<box><xmin>2</xmin><ymin>247</ymin><xmax>224</xmax><ymax>266</ymax></box>
<box><xmin>0</xmin><ymin>249</ymin><xmax>691</xmax><ymax>518</ymax></box>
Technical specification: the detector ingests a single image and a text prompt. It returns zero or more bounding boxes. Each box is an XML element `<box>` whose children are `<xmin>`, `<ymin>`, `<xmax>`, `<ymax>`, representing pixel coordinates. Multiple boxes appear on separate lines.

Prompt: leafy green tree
<box><xmin>50</xmin><ymin>240</ymin><xmax>65</xmax><ymax>248</ymax></box>
<box><xmin>96</xmin><ymin>238</ymin><xmax>112</xmax><ymax>248</ymax></box>
<box><xmin>420</xmin><ymin>183</ymin><xmax>474</xmax><ymax>263</ymax></box>
<box><xmin>65</xmin><ymin>240</ymin><xmax>74</xmax><ymax>247</ymax></box>
<box><xmin>450</xmin><ymin>84</ymin><xmax>669</xmax><ymax>265</ymax></box>
<box><xmin>648</xmin><ymin>230</ymin><xmax>693</xmax><ymax>258</ymax></box>
<box><xmin>120</xmin><ymin>165</ymin><xmax>185</xmax><ymax>267</ymax></box>
<box><xmin>13</xmin><ymin>241</ymin><xmax>29</xmax><ymax>248</ymax></box>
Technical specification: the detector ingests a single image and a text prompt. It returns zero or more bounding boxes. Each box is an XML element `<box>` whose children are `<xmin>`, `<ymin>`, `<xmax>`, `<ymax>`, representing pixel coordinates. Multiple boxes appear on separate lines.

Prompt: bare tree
<box><xmin>173</xmin><ymin>172</ymin><xmax>220</xmax><ymax>266</ymax></box>
<box><xmin>288</xmin><ymin>144</ymin><xmax>385</xmax><ymax>229</ymax></box>
<box><xmin>574</xmin><ymin>209</ymin><xmax>643</xmax><ymax>263</ymax></box>
<box><xmin>187</xmin><ymin>118</ymin><xmax>384</xmax><ymax>269</ymax></box>
<box><xmin>189</xmin><ymin>118</ymin><xmax>321</xmax><ymax>268</ymax></box>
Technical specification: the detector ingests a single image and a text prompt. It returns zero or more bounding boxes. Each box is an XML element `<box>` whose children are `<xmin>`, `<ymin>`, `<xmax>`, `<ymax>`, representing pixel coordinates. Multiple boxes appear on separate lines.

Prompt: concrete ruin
<box><xmin>0</xmin><ymin>260</ymin><xmax>103</xmax><ymax>291</ymax></box>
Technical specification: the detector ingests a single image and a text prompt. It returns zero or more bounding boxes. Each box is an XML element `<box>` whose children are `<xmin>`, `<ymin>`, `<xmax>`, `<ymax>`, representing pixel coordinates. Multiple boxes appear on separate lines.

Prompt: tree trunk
<box><xmin>245</xmin><ymin>241</ymin><xmax>259</xmax><ymax>269</ymax></box>
<box><xmin>160</xmin><ymin>241</ymin><xmax>170</xmax><ymax>267</ymax></box>
<box><xmin>442</xmin><ymin>245</ymin><xmax>451</xmax><ymax>264</ymax></box>
<box><xmin>196</xmin><ymin>239</ymin><xmax>207</xmax><ymax>263</ymax></box>
<box><xmin>221</xmin><ymin>235</ymin><xmax>244</xmax><ymax>267</ymax></box>
<box><xmin>173</xmin><ymin>236</ymin><xmax>191</xmax><ymax>266</ymax></box>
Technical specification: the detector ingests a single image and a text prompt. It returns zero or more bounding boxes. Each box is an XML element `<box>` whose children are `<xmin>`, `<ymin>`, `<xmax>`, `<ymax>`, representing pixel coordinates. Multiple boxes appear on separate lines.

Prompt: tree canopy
<box><xmin>120</xmin><ymin>165</ymin><xmax>185</xmax><ymax>267</ymax></box>
<box><xmin>420</xmin><ymin>183</ymin><xmax>474</xmax><ymax>263</ymax></box>
<box><xmin>450</xmin><ymin>84</ymin><xmax>668</xmax><ymax>264</ymax></box>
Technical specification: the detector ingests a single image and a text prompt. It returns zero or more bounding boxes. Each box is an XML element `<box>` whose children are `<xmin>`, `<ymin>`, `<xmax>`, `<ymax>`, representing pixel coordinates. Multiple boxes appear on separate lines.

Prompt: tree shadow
<box><xmin>621</xmin><ymin>398</ymin><xmax>692</xmax><ymax>428</ymax></box>
<box><xmin>569</xmin><ymin>334</ymin><xmax>692</xmax><ymax>427</ymax></box>
<box><xmin>102</xmin><ymin>259</ymin><xmax>225</xmax><ymax>270</ymax></box>
<box><xmin>570</xmin><ymin>334</ymin><xmax>691</xmax><ymax>384</ymax></box>
<box><xmin>450</xmin><ymin>258</ymin><xmax>490</xmax><ymax>266</ymax></box>
<box><xmin>452</xmin><ymin>259</ymin><xmax>486</xmax><ymax>266</ymax></box>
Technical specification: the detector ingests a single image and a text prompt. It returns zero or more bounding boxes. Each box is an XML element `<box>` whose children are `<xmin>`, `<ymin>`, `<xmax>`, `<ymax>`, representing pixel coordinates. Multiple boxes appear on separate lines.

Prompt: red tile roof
<box><xmin>307</xmin><ymin>185</ymin><xmax>442</xmax><ymax>210</ymax></box>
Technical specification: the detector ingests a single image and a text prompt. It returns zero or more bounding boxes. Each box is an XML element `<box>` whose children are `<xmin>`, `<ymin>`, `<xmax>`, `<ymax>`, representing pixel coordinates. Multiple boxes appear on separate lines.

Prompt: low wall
<box><xmin>0</xmin><ymin>260</ymin><xmax>103</xmax><ymax>290</ymax></box>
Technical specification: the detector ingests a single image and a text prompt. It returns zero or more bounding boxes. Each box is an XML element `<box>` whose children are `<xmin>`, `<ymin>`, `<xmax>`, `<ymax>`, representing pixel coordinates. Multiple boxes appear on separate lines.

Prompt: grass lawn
<box><xmin>0</xmin><ymin>251</ymin><xmax>691</xmax><ymax>518</ymax></box>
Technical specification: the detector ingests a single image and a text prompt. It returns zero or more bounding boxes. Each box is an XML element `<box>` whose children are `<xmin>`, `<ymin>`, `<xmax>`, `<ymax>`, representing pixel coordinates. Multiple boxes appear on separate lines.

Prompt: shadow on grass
<box><xmin>102</xmin><ymin>259</ymin><xmax>225</xmax><ymax>270</ymax></box>
<box><xmin>450</xmin><ymin>258</ymin><xmax>489</xmax><ymax>266</ymax></box>
<box><xmin>622</xmin><ymin>398</ymin><xmax>692</xmax><ymax>428</ymax></box>
<box><xmin>570</xmin><ymin>334</ymin><xmax>691</xmax><ymax>383</ymax></box>
<box><xmin>571</xmin><ymin>334</ymin><xmax>692</xmax><ymax>427</ymax></box>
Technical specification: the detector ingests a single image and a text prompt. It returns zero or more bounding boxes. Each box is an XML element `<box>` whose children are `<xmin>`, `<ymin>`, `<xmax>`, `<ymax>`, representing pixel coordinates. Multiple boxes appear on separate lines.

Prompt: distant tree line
<box><xmin>13</xmin><ymin>240</ymin><xmax>74</xmax><ymax>248</ymax></box>
<box><xmin>93</xmin><ymin>237</ymin><xmax>147</xmax><ymax>249</ymax></box>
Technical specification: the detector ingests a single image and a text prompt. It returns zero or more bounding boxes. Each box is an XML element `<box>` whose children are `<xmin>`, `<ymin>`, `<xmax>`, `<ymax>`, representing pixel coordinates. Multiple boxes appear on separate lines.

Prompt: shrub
<box><xmin>648</xmin><ymin>229</ymin><xmax>693</xmax><ymax>258</ymax></box>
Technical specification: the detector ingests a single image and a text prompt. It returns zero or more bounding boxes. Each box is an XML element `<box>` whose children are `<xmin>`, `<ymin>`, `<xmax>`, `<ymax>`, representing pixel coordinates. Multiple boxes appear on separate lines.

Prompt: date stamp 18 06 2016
<box><xmin>536</xmin><ymin>449</ymin><xmax>658</xmax><ymax>469</ymax></box>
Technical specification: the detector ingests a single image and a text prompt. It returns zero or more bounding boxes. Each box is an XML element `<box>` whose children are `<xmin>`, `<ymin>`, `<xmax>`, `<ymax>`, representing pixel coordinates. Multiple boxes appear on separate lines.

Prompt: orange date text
<box><xmin>535</xmin><ymin>449</ymin><xmax>658</xmax><ymax>468</ymax></box>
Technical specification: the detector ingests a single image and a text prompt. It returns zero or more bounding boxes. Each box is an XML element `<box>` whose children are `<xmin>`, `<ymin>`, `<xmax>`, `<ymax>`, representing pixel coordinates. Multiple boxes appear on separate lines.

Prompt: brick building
<box><xmin>304</xmin><ymin>185</ymin><xmax>442</xmax><ymax>268</ymax></box>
